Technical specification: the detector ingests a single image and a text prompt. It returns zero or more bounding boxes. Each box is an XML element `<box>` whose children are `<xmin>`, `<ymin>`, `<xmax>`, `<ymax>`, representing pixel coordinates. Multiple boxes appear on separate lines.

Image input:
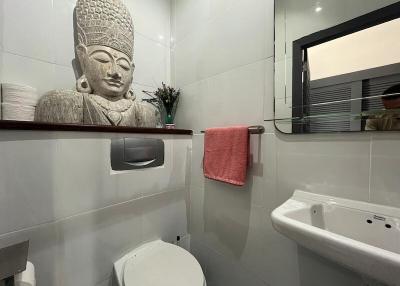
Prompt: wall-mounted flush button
<box><xmin>111</xmin><ymin>138</ymin><xmax>164</xmax><ymax>170</ymax></box>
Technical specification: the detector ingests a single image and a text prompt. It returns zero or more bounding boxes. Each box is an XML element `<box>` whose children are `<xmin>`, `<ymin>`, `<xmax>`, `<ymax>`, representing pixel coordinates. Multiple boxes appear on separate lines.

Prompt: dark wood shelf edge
<box><xmin>0</xmin><ymin>120</ymin><xmax>193</xmax><ymax>135</ymax></box>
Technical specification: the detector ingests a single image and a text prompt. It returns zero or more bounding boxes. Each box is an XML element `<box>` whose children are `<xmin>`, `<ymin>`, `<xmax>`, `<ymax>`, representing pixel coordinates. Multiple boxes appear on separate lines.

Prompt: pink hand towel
<box><xmin>203</xmin><ymin>126</ymin><xmax>249</xmax><ymax>186</ymax></box>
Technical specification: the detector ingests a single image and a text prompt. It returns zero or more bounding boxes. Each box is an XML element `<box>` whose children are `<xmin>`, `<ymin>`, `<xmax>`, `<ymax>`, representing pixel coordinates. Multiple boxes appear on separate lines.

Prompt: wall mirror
<box><xmin>274</xmin><ymin>0</ymin><xmax>400</xmax><ymax>134</ymax></box>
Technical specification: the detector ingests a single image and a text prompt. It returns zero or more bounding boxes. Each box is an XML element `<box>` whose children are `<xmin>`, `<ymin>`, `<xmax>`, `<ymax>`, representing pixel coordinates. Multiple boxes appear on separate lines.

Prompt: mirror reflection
<box><xmin>274</xmin><ymin>0</ymin><xmax>400</xmax><ymax>134</ymax></box>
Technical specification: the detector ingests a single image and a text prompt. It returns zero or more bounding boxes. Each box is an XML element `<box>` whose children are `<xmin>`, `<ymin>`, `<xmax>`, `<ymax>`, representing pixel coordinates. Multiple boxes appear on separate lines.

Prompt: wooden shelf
<box><xmin>0</xmin><ymin>120</ymin><xmax>193</xmax><ymax>135</ymax></box>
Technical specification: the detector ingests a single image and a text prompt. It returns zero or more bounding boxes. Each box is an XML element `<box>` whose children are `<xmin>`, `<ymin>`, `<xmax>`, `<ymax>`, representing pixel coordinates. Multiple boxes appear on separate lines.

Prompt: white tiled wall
<box><xmin>0</xmin><ymin>0</ymin><xmax>171</xmax><ymax>99</ymax></box>
<box><xmin>0</xmin><ymin>1</ymin><xmax>191</xmax><ymax>285</ymax></box>
<box><xmin>173</xmin><ymin>0</ymin><xmax>274</xmax><ymax>133</ymax></box>
<box><xmin>0</xmin><ymin>131</ymin><xmax>191</xmax><ymax>286</ymax></box>
<box><xmin>1</xmin><ymin>0</ymin><xmax>400</xmax><ymax>285</ymax></box>
<box><xmin>174</xmin><ymin>1</ymin><xmax>400</xmax><ymax>286</ymax></box>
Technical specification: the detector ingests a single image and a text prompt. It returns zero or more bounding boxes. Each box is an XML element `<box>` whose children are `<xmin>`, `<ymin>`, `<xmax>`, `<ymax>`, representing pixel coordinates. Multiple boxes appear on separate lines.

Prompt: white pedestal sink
<box><xmin>271</xmin><ymin>191</ymin><xmax>400</xmax><ymax>286</ymax></box>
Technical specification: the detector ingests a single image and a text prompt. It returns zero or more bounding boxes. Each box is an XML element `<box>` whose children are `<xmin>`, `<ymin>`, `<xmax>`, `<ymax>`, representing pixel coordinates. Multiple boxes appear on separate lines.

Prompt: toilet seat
<box><xmin>123</xmin><ymin>240</ymin><xmax>205</xmax><ymax>286</ymax></box>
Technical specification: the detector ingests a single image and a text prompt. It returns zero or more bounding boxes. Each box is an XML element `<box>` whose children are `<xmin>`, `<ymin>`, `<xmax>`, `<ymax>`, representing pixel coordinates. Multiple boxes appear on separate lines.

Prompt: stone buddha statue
<box><xmin>35</xmin><ymin>0</ymin><xmax>160</xmax><ymax>127</ymax></box>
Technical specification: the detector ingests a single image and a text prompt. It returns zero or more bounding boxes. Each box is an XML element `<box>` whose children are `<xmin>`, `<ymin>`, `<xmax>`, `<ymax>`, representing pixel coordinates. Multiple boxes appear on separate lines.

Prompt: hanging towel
<box><xmin>203</xmin><ymin>126</ymin><xmax>249</xmax><ymax>186</ymax></box>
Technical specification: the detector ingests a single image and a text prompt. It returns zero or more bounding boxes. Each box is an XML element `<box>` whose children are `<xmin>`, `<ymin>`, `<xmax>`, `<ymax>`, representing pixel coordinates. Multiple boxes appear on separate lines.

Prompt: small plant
<box><xmin>143</xmin><ymin>83</ymin><xmax>180</xmax><ymax>125</ymax></box>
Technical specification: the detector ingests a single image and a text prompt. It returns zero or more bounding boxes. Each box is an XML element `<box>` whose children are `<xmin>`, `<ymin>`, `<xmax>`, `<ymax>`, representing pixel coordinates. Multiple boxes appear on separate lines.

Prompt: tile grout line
<box><xmin>135</xmin><ymin>30</ymin><xmax>171</xmax><ymax>49</ymax></box>
<box><xmin>2</xmin><ymin>50</ymin><xmax>66</xmax><ymax>67</ymax></box>
<box><xmin>2</xmin><ymin>49</ymin><xmax>164</xmax><ymax>91</ymax></box>
<box><xmin>173</xmin><ymin>0</ymin><xmax>254</xmax><ymax>47</ymax></box>
<box><xmin>368</xmin><ymin>135</ymin><xmax>373</xmax><ymax>202</ymax></box>
<box><xmin>177</xmin><ymin>55</ymin><xmax>275</xmax><ymax>90</ymax></box>
<box><xmin>0</xmin><ymin>189</ymin><xmax>185</xmax><ymax>239</ymax></box>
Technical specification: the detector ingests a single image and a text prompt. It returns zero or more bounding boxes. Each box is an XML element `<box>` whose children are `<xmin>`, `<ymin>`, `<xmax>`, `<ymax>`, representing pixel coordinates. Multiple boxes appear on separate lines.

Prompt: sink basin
<box><xmin>271</xmin><ymin>190</ymin><xmax>400</xmax><ymax>286</ymax></box>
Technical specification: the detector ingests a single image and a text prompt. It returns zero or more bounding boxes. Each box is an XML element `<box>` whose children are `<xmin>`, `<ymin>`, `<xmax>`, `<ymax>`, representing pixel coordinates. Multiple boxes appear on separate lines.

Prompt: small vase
<box><xmin>166</xmin><ymin>114</ymin><xmax>174</xmax><ymax>124</ymax></box>
<box><xmin>165</xmin><ymin>114</ymin><xmax>175</xmax><ymax>129</ymax></box>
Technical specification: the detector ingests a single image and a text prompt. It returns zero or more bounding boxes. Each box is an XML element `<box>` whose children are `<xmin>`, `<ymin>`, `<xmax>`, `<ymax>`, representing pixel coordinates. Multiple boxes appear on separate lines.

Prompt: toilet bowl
<box><xmin>113</xmin><ymin>240</ymin><xmax>206</xmax><ymax>286</ymax></box>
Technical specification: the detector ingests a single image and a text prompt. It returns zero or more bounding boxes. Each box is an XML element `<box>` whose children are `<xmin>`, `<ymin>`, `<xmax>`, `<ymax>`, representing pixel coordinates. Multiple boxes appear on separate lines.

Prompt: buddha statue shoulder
<box><xmin>35</xmin><ymin>0</ymin><xmax>160</xmax><ymax>127</ymax></box>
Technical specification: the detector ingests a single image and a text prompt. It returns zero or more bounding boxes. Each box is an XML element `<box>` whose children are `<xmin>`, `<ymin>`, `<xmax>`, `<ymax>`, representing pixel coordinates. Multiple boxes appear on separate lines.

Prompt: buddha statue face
<box><xmin>77</xmin><ymin>44</ymin><xmax>134</xmax><ymax>100</ymax></box>
<box><xmin>75</xmin><ymin>0</ymin><xmax>136</xmax><ymax>100</ymax></box>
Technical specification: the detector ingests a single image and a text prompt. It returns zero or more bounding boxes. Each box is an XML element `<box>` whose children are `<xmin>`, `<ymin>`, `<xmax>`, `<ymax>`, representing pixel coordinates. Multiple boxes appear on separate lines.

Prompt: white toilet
<box><xmin>113</xmin><ymin>240</ymin><xmax>206</xmax><ymax>286</ymax></box>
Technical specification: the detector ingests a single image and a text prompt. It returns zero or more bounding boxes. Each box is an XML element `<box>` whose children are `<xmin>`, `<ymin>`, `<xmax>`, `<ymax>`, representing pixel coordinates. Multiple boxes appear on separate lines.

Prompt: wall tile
<box><xmin>263</xmin><ymin>57</ymin><xmax>275</xmax><ymax>132</ymax></box>
<box><xmin>96</xmin><ymin>278</ymin><xmax>112</xmax><ymax>286</ymax></box>
<box><xmin>172</xmin><ymin>0</ymin><xmax>211</xmax><ymax>44</ymax></box>
<box><xmin>0</xmin><ymin>222</ymin><xmax>60</xmax><ymax>286</ymax></box>
<box><xmin>297</xmin><ymin>247</ymin><xmax>364</xmax><ymax>286</ymax></box>
<box><xmin>173</xmin><ymin>79</ymin><xmax>207</xmax><ymax>131</ymax></box>
<box><xmin>189</xmin><ymin>186</ymin><xmax>205</xmax><ymax>237</ymax></box>
<box><xmin>189</xmin><ymin>237</ymin><xmax>210</xmax><ymax>275</ymax></box>
<box><xmin>132</xmin><ymin>83</ymin><xmax>156</xmax><ymax>101</ymax></box>
<box><xmin>0</xmin><ymin>189</ymin><xmax>187</xmax><ymax>286</ymax></box>
<box><xmin>0</xmin><ymin>137</ymin><xmax>58</xmax><ymax>235</ymax></box>
<box><xmin>209</xmin><ymin>0</ymin><xmax>242</xmax><ymax>20</ymax></box>
<box><xmin>274</xmin><ymin>57</ymin><xmax>293</xmax><ymax>134</ymax></box>
<box><xmin>370</xmin><ymin>133</ymin><xmax>400</xmax><ymax>208</ymax></box>
<box><xmin>199</xmin><ymin>178</ymin><xmax>255</xmax><ymax>260</ymax></box>
<box><xmin>0</xmin><ymin>52</ymin><xmax>68</xmax><ymax>99</ymax></box>
<box><xmin>190</xmin><ymin>135</ymin><xmax>205</xmax><ymax>188</ymax></box>
<box><xmin>52</xmin><ymin>64</ymin><xmax>77</xmax><ymax>91</ymax></box>
<box><xmin>175</xmin><ymin>60</ymin><xmax>266</xmax><ymax>132</ymax></box>
<box><xmin>255</xmin><ymin>134</ymin><xmax>277</xmax><ymax>209</ymax></box>
<box><xmin>134</xmin><ymin>33</ymin><xmax>171</xmax><ymax>87</ymax></box>
<box><xmin>188</xmin><ymin>132</ymin><xmax>299</xmax><ymax>286</ymax></box>
<box><xmin>172</xmin><ymin>137</ymin><xmax>192</xmax><ymax>191</ymax></box>
<box><xmin>52</xmin><ymin>137</ymin><xmax>121</xmax><ymax>220</ymax></box>
<box><xmin>174</xmin><ymin>0</ymin><xmax>273</xmax><ymax>87</ymax></box>
<box><xmin>55</xmin><ymin>135</ymin><xmax>189</xmax><ymax>218</ymax></box>
<box><xmin>124</xmin><ymin>0</ymin><xmax>171</xmax><ymax>47</ymax></box>
<box><xmin>53</xmin><ymin>0</ymin><xmax>76</xmax><ymax>67</ymax></box>
<box><xmin>1</xmin><ymin>52</ymin><xmax>55</xmax><ymax>96</ymax></box>
<box><xmin>0</xmin><ymin>2</ymin><xmax>4</xmax><ymax>51</ymax></box>
<box><xmin>141</xmin><ymin>191</ymin><xmax>188</xmax><ymax>243</ymax></box>
<box><xmin>276</xmin><ymin>133</ymin><xmax>371</xmax><ymax>205</ymax></box>
<box><xmin>240</xmin><ymin>205</ymin><xmax>300</xmax><ymax>286</ymax></box>
<box><xmin>197</xmin><ymin>240</ymin><xmax>267</xmax><ymax>286</ymax></box>
<box><xmin>274</xmin><ymin>0</ymin><xmax>286</xmax><ymax>62</ymax></box>
<box><xmin>56</xmin><ymin>198</ymin><xmax>143</xmax><ymax>286</ymax></box>
<box><xmin>188</xmin><ymin>135</ymin><xmax>281</xmax><ymax>285</ymax></box>
<box><xmin>3</xmin><ymin>0</ymin><xmax>55</xmax><ymax>63</ymax></box>
<box><xmin>0</xmin><ymin>132</ymin><xmax>189</xmax><ymax>237</ymax></box>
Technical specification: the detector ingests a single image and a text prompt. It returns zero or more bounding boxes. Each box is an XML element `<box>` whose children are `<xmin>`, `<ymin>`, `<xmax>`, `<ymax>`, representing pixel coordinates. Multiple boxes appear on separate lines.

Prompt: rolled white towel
<box><xmin>2</xmin><ymin>103</ymin><xmax>36</xmax><ymax>121</ymax></box>
<box><xmin>1</xmin><ymin>83</ymin><xmax>39</xmax><ymax>107</ymax></box>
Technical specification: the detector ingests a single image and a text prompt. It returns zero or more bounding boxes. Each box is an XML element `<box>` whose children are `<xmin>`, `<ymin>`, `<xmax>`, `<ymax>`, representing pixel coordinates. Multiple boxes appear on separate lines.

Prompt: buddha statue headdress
<box><xmin>75</xmin><ymin>0</ymin><xmax>134</xmax><ymax>60</ymax></box>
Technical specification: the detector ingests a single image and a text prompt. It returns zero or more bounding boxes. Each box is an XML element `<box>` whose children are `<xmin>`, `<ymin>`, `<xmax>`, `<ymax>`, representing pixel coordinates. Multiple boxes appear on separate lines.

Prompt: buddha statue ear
<box><xmin>76</xmin><ymin>75</ymin><xmax>92</xmax><ymax>93</ymax></box>
<box><xmin>124</xmin><ymin>89</ymin><xmax>136</xmax><ymax>100</ymax></box>
<box><xmin>75</xmin><ymin>44</ymin><xmax>93</xmax><ymax>93</ymax></box>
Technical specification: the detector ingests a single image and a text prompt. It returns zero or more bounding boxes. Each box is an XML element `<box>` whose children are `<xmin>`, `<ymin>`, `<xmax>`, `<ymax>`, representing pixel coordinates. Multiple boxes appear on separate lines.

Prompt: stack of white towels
<box><xmin>0</xmin><ymin>83</ymin><xmax>40</xmax><ymax>121</ymax></box>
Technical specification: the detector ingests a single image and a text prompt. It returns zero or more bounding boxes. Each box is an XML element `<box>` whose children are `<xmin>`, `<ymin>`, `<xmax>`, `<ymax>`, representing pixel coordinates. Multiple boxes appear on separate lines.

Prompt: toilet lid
<box><xmin>123</xmin><ymin>241</ymin><xmax>204</xmax><ymax>286</ymax></box>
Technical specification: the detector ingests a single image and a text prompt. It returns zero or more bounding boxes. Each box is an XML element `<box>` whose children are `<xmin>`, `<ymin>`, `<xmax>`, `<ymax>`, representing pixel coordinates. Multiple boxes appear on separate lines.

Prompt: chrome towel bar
<box><xmin>200</xmin><ymin>125</ymin><xmax>265</xmax><ymax>135</ymax></box>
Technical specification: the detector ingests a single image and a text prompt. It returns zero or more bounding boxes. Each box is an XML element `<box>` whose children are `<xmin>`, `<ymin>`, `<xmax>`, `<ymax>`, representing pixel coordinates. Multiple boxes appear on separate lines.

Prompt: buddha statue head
<box><xmin>74</xmin><ymin>0</ymin><xmax>135</xmax><ymax>101</ymax></box>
